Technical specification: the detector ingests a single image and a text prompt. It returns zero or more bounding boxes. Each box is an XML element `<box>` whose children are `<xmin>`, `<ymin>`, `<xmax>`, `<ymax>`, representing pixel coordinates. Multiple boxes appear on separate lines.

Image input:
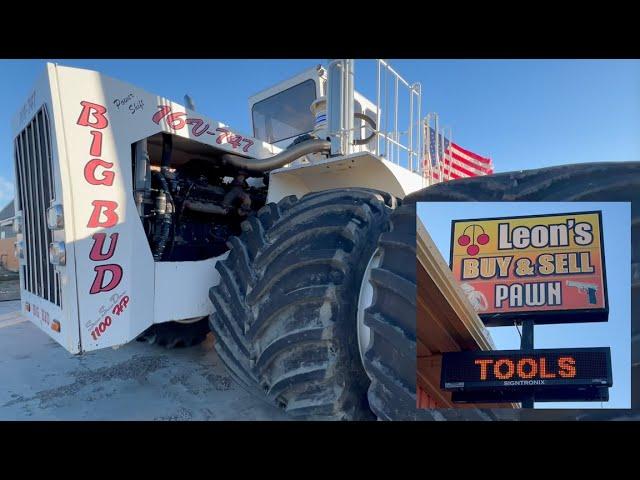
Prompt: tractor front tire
<box><xmin>209</xmin><ymin>188</ymin><xmax>397</xmax><ymax>420</ymax></box>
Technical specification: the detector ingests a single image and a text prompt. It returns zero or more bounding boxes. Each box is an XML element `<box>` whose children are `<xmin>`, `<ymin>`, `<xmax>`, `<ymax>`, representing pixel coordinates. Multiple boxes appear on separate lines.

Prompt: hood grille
<box><xmin>14</xmin><ymin>106</ymin><xmax>61</xmax><ymax>307</ymax></box>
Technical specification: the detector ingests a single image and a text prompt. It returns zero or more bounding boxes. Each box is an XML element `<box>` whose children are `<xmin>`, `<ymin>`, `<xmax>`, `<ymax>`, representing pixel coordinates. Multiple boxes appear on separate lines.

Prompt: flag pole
<box><xmin>425</xmin><ymin>113</ymin><xmax>432</xmax><ymax>185</ymax></box>
<box><xmin>442</xmin><ymin>125</ymin><xmax>449</xmax><ymax>182</ymax></box>
<box><xmin>434</xmin><ymin>113</ymin><xmax>440</xmax><ymax>183</ymax></box>
<box><xmin>443</xmin><ymin>127</ymin><xmax>453</xmax><ymax>180</ymax></box>
<box><xmin>448</xmin><ymin>126</ymin><xmax>453</xmax><ymax>181</ymax></box>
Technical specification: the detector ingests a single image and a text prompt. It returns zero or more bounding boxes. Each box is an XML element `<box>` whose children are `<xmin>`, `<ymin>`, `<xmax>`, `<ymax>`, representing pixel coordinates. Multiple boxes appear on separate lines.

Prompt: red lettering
<box><xmin>152</xmin><ymin>105</ymin><xmax>171</xmax><ymax>124</ymax></box>
<box><xmin>89</xmin><ymin>130</ymin><xmax>103</xmax><ymax>156</ymax></box>
<box><xmin>84</xmin><ymin>159</ymin><xmax>115</xmax><ymax>186</ymax></box>
<box><xmin>80</xmin><ymin>102</ymin><xmax>124</xmax><ymax>299</ymax></box>
<box><xmin>215</xmin><ymin>127</ymin><xmax>230</xmax><ymax>144</ymax></box>
<box><xmin>89</xmin><ymin>233</ymin><xmax>119</xmax><ymax>261</ymax></box>
<box><xmin>241</xmin><ymin>139</ymin><xmax>254</xmax><ymax>153</ymax></box>
<box><xmin>185</xmin><ymin>118</ymin><xmax>210</xmax><ymax>136</ymax></box>
<box><xmin>89</xmin><ymin>264</ymin><xmax>123</xmax><ymax>294</ymax></box>
<box><xmin>227</xmin><ymin>134</ymin><xmax>242</xmax><ymax>149</ymax></box>
<box><xmin>87</xmin><ymin>200</ymin><xmax>119</xmax><ymax>228</ymax></box>
<box><xmin>166</xmin><ymin>111</ymin><xmax>187</xmax><ymax>130</ymax></box>
<box><xmin>112</xmin><ymin>295</ymin><xmax>130</xmax><ymax>316</ymax></box>
<box><xmin>77</xmin><ymin>101</ymin><xmax>108</xmax><ymax>129</ymax></box>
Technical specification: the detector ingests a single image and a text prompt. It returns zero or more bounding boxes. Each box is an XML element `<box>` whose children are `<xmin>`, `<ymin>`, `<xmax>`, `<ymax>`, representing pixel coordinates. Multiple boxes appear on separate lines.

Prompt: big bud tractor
<box><xmin>11</xmin><ymin>63</ymin><xmax>279</xmax><ymax>353</ymax></box>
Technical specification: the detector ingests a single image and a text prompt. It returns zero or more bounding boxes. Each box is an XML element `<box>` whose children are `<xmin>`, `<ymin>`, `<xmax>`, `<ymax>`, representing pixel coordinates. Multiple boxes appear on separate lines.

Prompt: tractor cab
<box><xmin>248</xmin><ymin>64</ymin><xmax>379</xmax><ymax>155</ymax></box>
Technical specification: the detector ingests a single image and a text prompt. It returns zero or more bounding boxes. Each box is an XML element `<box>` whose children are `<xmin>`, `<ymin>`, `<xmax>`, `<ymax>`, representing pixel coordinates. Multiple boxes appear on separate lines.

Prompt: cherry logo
<box><xmin>457</xmin><ymin>224</ymin><xmax>490</xmax><ymax>256</ymax></box>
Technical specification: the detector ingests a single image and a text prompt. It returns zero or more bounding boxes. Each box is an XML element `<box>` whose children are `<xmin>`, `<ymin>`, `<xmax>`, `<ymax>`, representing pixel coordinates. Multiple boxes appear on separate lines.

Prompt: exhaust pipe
<box><xmin>221</xmin><ymin>138</ymin><xmax>331</xmax><ymax>173</ymax></box>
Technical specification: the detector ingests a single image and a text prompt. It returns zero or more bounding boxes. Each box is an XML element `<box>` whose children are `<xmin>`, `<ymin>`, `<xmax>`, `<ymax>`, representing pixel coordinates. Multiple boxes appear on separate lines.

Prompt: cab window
<box><xmin>252</xmin><ymin>80</ymin><xmax>316</xmax><ymax>144</ymax></box>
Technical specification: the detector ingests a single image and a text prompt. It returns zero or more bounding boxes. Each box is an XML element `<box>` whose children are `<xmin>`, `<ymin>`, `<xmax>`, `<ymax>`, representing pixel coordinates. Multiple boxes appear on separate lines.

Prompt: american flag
<box><xmin>424</xmin><ymin>127</ymin><xmax>493</xmax><ymax>182</ymax></box>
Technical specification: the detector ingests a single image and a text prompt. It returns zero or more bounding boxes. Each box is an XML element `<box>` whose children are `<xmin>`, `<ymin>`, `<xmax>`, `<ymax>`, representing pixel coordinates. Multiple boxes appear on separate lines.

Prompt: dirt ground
<box><xmin>0</xmin><ymin>300</ymin><xmax>288</xmax><ymax>420</ymax></box>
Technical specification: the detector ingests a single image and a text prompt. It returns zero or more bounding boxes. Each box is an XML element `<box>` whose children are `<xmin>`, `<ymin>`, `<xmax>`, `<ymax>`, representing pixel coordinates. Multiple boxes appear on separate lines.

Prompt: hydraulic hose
<box><xmin>221</xmin><ymin>138</ymin><xmax>331</xmax><ymax>172</ymax></box>
<box><xmin>153</xmin><ymin>171</ymin><xmax>175</xmax><ymax>261</ymax></box>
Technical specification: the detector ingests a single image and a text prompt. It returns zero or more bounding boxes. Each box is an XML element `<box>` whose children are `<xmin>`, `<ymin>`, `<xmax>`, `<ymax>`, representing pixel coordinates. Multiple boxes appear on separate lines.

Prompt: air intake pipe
<box><xmin>220</xmin><ymin>138</ymin><xmax>331</xmax><ymax>173</ymax></box>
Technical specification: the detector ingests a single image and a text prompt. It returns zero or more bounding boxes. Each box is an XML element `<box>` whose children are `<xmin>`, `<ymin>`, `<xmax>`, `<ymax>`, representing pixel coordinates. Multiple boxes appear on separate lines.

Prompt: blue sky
<box><xmin>0</xmin><ymin>59</ymin><xmax>639</xmax><ymax>208</ymax></box>
<box><xmin>417</xmin><ymin>202</ymin><xmax>631</xmax><ymax>409</ymax></box>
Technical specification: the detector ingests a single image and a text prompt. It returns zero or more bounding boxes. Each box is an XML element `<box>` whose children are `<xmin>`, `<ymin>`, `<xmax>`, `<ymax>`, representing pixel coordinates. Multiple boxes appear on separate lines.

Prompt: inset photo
<box><xmin>416</xmin><ymin>202</ymin><xmax>631</xmax><ymax>410</ymax></box>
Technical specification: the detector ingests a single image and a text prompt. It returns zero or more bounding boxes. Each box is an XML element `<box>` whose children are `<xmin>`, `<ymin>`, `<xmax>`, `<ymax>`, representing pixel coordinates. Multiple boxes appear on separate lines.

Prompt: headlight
<box><xmin>13</xmin><ymin>212</ymin><xmax>22</xmax><ymax>234</ymax></box>
<box><xmin>49</xmin><ymin>241</ymin><xmax>66</xmax><ymax>266</ymax></box>
<box><xmin>47</xmin><ymin>204</ymin><xmax>64</xmax><ymax>230</ymax></box>
<box><xmin>14</xmin><ymin>240</ymin><xmax>25</xmax><ymax>261</ymax></box>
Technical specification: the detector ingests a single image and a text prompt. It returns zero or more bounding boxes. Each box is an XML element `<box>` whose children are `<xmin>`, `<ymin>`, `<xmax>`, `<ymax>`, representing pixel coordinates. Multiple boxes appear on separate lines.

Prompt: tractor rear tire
<box><xmin>136</xmin><ymin>317</ymin><xmax>210</xmax><ymax>348</ymax></box>
<box><xmin>361</xmin><ymin>203</ymin><xmax>503</xmax><ymax>421</ymax></box>
<box><xmin>209</xmin><ymin>188</ymin><xmax>397</xmax><ymax>420</ymax></box>
<box><xmin>361</xmin><ymin>203</ymin><xmax>419</xmax><ymax>420</ymax></box>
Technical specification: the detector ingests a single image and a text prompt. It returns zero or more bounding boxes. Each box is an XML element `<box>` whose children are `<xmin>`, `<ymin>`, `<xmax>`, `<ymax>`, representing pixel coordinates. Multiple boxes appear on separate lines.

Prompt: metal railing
<box><xmin>323</xmin><ymin>59</ymin><xmax>423</xmax><ymax>174</ymax></box>
<box><xmin>375</xmin><ymin>59</ymin><xmax>423</xmax><ymax>173</ymax></box>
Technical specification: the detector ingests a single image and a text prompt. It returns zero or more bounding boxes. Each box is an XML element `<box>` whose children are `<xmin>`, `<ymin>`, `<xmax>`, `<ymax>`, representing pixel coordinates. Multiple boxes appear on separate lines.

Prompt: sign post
<box><xmin>520</xmin><ymin>319</ymin><xmax>535</xmax><ymax>408</ymax></box>
<box><xmin>441</xmin><ymin>210</ymin><xmax>611</xmax><ymax>407</ymax></box>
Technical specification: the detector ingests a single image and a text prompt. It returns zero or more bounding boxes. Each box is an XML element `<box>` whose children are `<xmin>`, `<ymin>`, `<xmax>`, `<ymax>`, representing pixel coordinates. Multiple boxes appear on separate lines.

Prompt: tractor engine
<box><xmin>134</xmin><ymin>133</ymin><xmax>268</xmax><ymax>262</ymax></box>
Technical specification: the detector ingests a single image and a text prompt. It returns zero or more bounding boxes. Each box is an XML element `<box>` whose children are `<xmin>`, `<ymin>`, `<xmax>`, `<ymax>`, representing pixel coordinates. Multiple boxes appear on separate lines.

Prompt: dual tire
<box><xmin>209</xmin><ymin>188</ymin><xmax>397</xmax><ymax>420</ymax></box>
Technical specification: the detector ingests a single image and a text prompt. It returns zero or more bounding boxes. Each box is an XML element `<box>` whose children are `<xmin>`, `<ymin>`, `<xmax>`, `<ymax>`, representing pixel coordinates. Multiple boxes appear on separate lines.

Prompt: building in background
<box><xmin>0</xmin><ymin>201</ymin><xmax>18</xmax><ymax>272</ymax></box>
<box><xmin>416</xmin><ymin>216</ymin><xmax>518</xmax><ymax>411</ymax></box>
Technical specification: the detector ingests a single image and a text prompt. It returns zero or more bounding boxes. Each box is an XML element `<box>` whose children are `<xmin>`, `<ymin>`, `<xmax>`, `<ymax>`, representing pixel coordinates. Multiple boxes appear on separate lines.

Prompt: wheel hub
<box><xmin>356</xmin><ymin>248</ymin><xmax>383</xmax><ymax>374</ymax></box>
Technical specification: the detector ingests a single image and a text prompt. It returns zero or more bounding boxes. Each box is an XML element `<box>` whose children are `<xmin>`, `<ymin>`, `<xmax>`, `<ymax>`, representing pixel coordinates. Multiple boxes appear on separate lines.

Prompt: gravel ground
<box><xmin>0</xmin><ymin>300</ymin><xmax>288</xmax><ymax>421</ymax></box>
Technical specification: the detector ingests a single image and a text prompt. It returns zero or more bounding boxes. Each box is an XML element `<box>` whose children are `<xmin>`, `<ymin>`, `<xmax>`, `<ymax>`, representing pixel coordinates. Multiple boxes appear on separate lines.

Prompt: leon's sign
<box><xmin>450</xmin><ymin>211</ymin><xmax>608</xmax><ymax>325</ymax></box>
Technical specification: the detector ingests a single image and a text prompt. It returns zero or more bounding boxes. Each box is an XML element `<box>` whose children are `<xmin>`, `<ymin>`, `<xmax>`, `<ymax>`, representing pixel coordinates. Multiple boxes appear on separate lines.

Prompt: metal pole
<box><xmin>384</xmin><ymin>63</ymin><xmax>389</xmax><ymax>159</ymax></box>
<box><xmin>409</xmin><ymin>87</ymin><xmax>414</xmax><ymax>172</ymax></box>
<box><xmin>520</xmin><ymin>319</ymin><xmax>535</xmax><ymax>408</ymax></box>
<box><xmin>376</xmin><ymin>60</ymin><xmax>381</xmax><ymax>156</ymax></box>
<box><xmin>434</xmin><ymin>113</ymin><xmax>440</xmax><ymax>181</ymax></box>
<box><xmin>448</xmin><ymin>127</ymin><xmax>453</xmax><ymax>181</ymax></box>
<box><xmin>425</xmin><ymin>114</ymin><xmax>432</xmax><ymax>184</ymax></box>
<box><xmin>394</xmin><ymin>75</ymin><xmax>399</xmax><ymax>164</ymax></box>
<box><xmin>441</xmin><ymin>126</ymin><xmax>447</xmax><ymax>181</ymax></box>
<box><xmin>326</xmin><ymin>59</ymin><xmax>354</xmax><ymax>156</ymax></box>
<box><xmin>343</xmin><ymin>59</ymin><xmax>354</xmax><ymax>155</ymax></box>
<box><xmin>445</xmin><ymin>126</ymin><xmax>452</xmax><ymax>181</ymax></box>
<box><xmin>416</xmin><ymin>84</ymin><xmax>422</xmax><ymax>174</ymax></box>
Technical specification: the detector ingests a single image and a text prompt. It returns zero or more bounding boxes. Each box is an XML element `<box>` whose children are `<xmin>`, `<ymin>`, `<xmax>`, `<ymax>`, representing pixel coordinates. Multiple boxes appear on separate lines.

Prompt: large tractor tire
<box><xmin>404</xmin><ymin>161</ymin><xmax>640</xmax><ymax>420</ymax></box>
<box><xmin>360</xmin><ymin>202</ymin><xmax>418</xmax><ymax>420</ymax></box>
<box><xmin>209</xmin><ymin>188</ymin><xmax>397</xmax><ymax>420</ymax></box>
<box><xmin>136</xmin><ymin>317</ymin><xmax>210</xmax><ymax>348</ymax></box>
<box><xmin>361</xmin><ymin>203</ymin><xmax>506</xmax><ymax>421</ymax></box>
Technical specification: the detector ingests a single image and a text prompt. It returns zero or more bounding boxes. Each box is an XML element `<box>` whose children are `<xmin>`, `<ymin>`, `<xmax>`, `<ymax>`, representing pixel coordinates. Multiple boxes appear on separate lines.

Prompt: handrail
<box><xmin>323</xmin><ymin>59</ymin><xmax>424</xmax><ymax>175</ymax></box>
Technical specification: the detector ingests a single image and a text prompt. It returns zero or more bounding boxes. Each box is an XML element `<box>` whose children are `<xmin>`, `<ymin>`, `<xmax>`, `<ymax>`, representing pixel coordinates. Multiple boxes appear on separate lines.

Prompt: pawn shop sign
<box><xmin>450</xmin><ymin>211</ymin><xmax>608</xmax><ymax>326</ymax></box>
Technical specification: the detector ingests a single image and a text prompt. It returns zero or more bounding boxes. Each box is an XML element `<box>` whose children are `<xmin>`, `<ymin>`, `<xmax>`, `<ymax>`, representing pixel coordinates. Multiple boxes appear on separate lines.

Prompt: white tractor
<box><xmin>12</xmin><ymin>59</ymin><xmax>425</xmax><ymax>420</ymax></box>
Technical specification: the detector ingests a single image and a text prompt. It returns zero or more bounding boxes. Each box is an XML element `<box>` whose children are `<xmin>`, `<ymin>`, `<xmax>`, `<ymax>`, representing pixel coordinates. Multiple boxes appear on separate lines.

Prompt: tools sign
<box><xmin>440</xmin><ymin>347</ymin><xmax>613</xmax><ymax>403</ymax></box>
